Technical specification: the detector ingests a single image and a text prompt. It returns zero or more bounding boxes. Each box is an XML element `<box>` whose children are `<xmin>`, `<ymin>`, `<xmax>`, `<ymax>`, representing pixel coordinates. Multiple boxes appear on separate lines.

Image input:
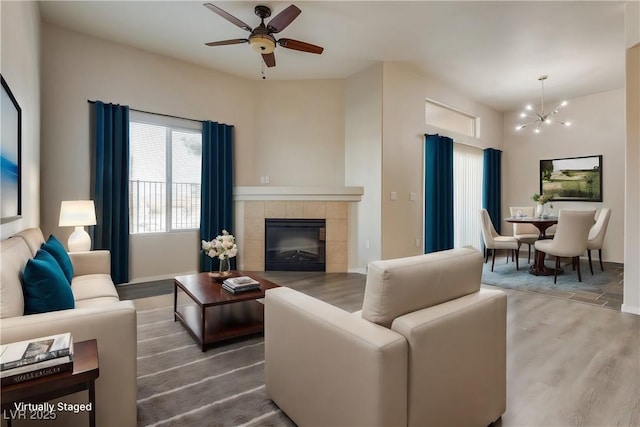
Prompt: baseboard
<box><xmin>348</xmin><ymin>267</ymin><xmax>367</xmax><ymax>274</ymax></box>
<box><xmin>621</xmin><ymin>304</ymin><xmax>640</xmax><ymax>316</ymax></box>
<box><xmin>122</xmin><ymin>271</ymin><xmax>197</xmax><ymax>286</ymax></box>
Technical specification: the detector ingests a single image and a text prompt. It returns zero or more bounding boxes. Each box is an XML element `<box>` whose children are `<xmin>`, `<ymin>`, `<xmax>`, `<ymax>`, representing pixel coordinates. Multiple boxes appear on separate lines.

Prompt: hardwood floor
<box><xmin>119</xmin><ymin>271</ymin><xmax>640</xmax><ymax>426</ymax></box>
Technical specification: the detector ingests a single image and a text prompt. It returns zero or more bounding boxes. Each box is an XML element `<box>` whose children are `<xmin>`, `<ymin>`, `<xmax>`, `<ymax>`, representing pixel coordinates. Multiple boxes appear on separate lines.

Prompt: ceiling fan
<box><xmin>203</xmin><ymin>3</ymin><xmax>324</xmax><ymax>68</ymax></box>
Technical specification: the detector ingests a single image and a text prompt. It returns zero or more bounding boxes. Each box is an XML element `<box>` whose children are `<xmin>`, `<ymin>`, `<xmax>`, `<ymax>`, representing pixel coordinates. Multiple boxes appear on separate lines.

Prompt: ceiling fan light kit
<box><xmin>203</xmin><ymin>3</ymin><xmax>324</xmax><ymax>70</ymax></box>
<box><xmin>516</xmin><ymin>75</ymin><xmax>571</xmax><ymax>134</ymax></box>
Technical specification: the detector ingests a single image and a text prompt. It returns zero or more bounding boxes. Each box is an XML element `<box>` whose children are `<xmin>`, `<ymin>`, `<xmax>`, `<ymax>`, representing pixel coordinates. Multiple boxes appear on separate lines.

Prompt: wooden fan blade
<box><xmin>267</xmin><ymin>5</ymin><xmax>301</xmax><ymax>33</ymax></box>
<box><xmin>203</xmin><ymin>3</ymin><xmax>252</xmax><ymax>32</ymax></box>
<box><xmin>278</xmin><ymin>38</ymin><xmax>324</xmax><ymax>54</ymax></box>
<box><xmin>205</xmin><ymin>39</ymin><xmax>248</xmax><ymax>47</ymax></box>
<box><xmin>262</xmin><ymin>52</ymin><xmax>276</xmax><ymax>68</ymax></box>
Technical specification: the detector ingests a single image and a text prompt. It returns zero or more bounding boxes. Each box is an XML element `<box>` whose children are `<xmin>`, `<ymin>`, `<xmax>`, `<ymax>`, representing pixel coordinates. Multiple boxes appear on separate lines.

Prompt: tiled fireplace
<box><xmin>234</xmin><ymin>186</ymin><xmax>363</xmax><ymax>273</ymax></box>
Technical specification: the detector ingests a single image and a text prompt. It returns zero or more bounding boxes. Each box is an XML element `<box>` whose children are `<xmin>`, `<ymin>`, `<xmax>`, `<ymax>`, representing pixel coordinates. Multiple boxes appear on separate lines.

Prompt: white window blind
<box><xmin>129</xmin><ymin>111</ymin><xmax>202</xmax><ymax>234</ymax></box>
<box><xmin>453</xmin><ymin>142</ymin><xmax>484</xmax><ymax>250</ymax></box>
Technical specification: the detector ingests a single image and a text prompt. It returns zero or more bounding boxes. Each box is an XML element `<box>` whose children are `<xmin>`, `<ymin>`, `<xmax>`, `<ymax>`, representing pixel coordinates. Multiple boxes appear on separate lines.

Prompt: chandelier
<box><xmin>516</xmin><ymin>75</ymin><xmax>571</xmax><ymax>133</ymax></box>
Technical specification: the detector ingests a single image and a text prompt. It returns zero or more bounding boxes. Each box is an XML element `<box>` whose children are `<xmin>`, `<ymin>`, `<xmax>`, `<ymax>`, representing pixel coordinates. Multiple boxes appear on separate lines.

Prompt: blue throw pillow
<box><xmin>41</xmin><ymin>235</ymin><xmax>73</xmax><ymax>284</ymax></box>
<box><xmin>22</xmin><ymin>249</ymin><xmax>75</xmax><ymax>315</ymax></box>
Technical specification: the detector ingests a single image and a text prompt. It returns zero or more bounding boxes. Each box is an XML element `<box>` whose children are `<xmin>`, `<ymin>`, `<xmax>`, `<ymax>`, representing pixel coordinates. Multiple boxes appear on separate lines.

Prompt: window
<box><xmin>453</xmin><ymin>143</ymin><xmax>483</xmax><ymax>250</ymax></box>
<box><xmin>425</xmin><ymin>99</ymin><xmax>478</xmax><ymax>138</ymax></box>
<box><xmin>129</xmin><ymin>112</ymin><xmax>202</xmax><ymax>234</ymax></box>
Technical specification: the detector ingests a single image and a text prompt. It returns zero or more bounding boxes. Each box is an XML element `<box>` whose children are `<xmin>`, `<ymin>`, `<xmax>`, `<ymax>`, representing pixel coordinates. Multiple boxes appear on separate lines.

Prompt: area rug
<box><xmin>134</xmin><ymin>294</ymin><xmax>295</xmax><ymax>427</ymax></box>
<box><xmin>481</xmin><ymin>257</ymin><xmax>621</xmax><ymax>307</ymax></box>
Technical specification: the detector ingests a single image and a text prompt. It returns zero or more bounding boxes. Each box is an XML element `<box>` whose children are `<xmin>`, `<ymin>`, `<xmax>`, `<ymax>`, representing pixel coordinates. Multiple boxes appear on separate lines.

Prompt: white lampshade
<box><xmin>59</xmin><ymin>200</ymin><xmax>97</xmax><ymax>252</ymax></box>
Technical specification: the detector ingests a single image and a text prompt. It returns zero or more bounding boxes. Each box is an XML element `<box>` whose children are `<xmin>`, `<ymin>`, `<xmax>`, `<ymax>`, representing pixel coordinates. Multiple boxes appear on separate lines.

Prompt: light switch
<box><xmin>390</xmin><ymin>192</ymin><xmax>398</xmax><ymax>201</ymax></box>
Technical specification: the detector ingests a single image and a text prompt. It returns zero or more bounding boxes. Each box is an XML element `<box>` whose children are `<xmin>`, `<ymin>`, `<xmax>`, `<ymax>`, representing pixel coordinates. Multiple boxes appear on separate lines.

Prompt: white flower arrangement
<box><xmin>201</xmin><ymin>230</ymin><xmax>238</xmax><ymax>260</ymax></box>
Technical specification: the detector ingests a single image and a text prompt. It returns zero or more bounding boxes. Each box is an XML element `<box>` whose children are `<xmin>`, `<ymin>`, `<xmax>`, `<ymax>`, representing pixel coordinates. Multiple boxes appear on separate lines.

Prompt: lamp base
<box><xmin>68</xmin><ymin>226</ymin><xmax>91</xmax><ymax>252</ymax></box>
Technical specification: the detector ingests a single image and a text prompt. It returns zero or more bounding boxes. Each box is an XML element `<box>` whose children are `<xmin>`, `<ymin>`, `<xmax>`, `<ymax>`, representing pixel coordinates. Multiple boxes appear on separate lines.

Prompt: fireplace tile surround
<box><xmin>234</xmin><ymin>186</ymin><xmax>363</xmax><ymax>273</ymax></box>
<box><xmin>241</xmin><ymin>200</ymin><xmax>348</xmax><ymax>272</ymax></box>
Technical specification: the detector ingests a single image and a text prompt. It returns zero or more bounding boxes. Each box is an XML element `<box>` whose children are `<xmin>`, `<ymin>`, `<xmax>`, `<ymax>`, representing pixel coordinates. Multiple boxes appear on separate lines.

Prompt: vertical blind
<box><xmin>453</xmin><ymin>143</ymin><xmax>484</xmax><ymax>250</ymax></box>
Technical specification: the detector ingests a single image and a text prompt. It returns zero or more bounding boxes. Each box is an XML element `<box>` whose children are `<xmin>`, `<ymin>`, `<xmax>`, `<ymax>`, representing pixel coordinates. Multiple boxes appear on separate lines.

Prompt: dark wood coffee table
<box><xmin>173</xmin><ymin>271</ymin><xmax>279</xmax><ymax>351</ymax></box>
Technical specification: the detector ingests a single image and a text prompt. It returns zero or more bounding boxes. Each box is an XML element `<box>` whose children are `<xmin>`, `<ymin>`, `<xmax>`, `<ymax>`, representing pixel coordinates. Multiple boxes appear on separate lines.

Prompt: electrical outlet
<box><xmin>264</xmin><ymin>175</ymin><xmax>270</xmax><ymax>184</ymax></box>
<box><xmin>390</xmin><ymin>191</ymin><xmax>397</xmax><ymax>201</ymax></box>
<box><xmin>410</xmin><ymin>192</ymin><xmax>416</xmax><ymax>201</ymax></box>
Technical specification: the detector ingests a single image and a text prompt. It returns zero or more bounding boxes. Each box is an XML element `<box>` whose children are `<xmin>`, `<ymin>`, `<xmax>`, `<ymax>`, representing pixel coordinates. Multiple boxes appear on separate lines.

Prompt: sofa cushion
<box><xmin>22</xmin><ymin>249</ymin><xmax>75</xmax><ymax>315</ymax></box>
<box><xmin>41</xmin><ymin>235</ymin><xmax>74</xmax><ymax>284</ymax></box>
<box><xmin>0</xmin><ymin>237</ymin><xmax>31</xmax><ymax>319</ymax></box>
<box><xmin>361</xmin><ymin>247</ymin><xmax>483</xmax><ymax>328</ymax></box>
<box><xmin>13</xmin><ymin>228</ymin><xmax>46</xmax><ymax>256</ymax></box>
<box><xmin>71</xmin><ymin>274</ymin><xmax>119</xmax><ymax>301</ymax></box>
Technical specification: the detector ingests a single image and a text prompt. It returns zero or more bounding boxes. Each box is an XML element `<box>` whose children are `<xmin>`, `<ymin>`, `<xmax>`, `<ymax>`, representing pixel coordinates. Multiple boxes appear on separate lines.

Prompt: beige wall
<box><xmin>380</xmin><ymin>62</ymin><xmax>504</xmax><ymax>259</ymax></box>
<box><xmin>504</xmin><ymin>89</ymin><xmax>626</xmax><ymax>264</ymax></box>
<box><xmin>251</xmin><ymin>79</ymin><xmax>345</xmax><ymax>187</ymax></box>
<box><xmin>623</xmin><ymin>0</ymin><xmax>640</xmax><ymax>314</ymax></box>
<box><xmin>40</xmin><ymin>23</ymin><xmax>347</xmax><ymax>282</ymax></box>
<box><xmin>345</xmin><ymin>64</ymin><xmax>383</xmax><ymax>271</ymax></box>
<box><xmin>0</xmin><ymin>1</ymin><xmax>40</xmax><ymax>239</ymax></box>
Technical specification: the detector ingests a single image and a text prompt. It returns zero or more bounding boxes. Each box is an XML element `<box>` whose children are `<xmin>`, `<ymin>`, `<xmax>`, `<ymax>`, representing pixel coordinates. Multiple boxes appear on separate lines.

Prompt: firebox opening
<box><xmin>265</xmin><ymin>218</ymin><xmax>326</xmax><ymax>271</ymax></box>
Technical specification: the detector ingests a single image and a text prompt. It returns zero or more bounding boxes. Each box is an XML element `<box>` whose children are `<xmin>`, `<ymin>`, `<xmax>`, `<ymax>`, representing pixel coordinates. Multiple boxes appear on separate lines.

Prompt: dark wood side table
<box><xmin>1</xmin><ymin>339</ymin><xmax>99</xmax><ymax>427</ymax></box>
<box><xmin>174</xmin><ymin>271</ymin><xmax>280</xmax><ymax>351</ymax></box>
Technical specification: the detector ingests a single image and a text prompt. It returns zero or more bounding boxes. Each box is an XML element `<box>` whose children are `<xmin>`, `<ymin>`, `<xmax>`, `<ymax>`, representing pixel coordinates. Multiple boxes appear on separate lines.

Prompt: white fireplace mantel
<box><xmin>234</xmin><ymin>186</ymin><xmax>364</xmax><ymax>201</ymax></box>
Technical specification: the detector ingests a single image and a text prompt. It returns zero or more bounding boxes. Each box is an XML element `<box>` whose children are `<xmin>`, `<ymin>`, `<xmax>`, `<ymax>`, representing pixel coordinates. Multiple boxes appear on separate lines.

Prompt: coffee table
<box><xmin>173</xmin><ymin>271</ymin><xmax>279</xmax><ymax>351</ymax></box>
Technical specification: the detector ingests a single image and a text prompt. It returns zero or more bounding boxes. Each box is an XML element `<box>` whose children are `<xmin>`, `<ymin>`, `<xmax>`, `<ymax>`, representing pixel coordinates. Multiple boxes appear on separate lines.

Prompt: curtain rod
<box><xmin>87</xmin><ymin>100</ymin><xmax>202</xmax><ymax>123</ymax></box>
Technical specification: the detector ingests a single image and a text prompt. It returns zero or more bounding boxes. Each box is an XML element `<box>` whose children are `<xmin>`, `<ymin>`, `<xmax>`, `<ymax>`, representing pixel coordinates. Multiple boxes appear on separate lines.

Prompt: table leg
<box><xmin>88</xmin><ymin>380</ymin><xmax>96</xmax><ymax>427</ymax></box>
<box><xmin>173</xmin><ymin>281</ymin><xmax>178</xmax><ymax>322</ymax></box>
<box><xmin>201</xmin><ymin>306</ymin><xmax>206</xmax><ymax>352</ymax></box>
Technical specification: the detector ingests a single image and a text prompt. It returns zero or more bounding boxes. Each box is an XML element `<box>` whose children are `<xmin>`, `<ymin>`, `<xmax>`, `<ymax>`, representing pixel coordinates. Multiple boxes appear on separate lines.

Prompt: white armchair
<box><xmin>265</xmin><ymin>247</ymin><xmax>507</xmax><ymax>427</ymax></box>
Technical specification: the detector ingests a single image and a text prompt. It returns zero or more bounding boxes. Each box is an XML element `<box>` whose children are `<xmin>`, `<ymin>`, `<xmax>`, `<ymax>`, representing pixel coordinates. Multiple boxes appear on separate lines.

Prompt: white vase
<box><xmin>536</xmin><ymin>204</ymin><xmax>544</xmax><ymax>218</ymax></box>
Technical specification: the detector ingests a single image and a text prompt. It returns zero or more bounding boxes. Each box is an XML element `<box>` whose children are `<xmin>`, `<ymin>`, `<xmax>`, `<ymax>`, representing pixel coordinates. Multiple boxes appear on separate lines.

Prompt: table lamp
<box><xmin>58</xmin><ymin>200</ymin><xmax>97</xmax><ymax>252</ymax></box>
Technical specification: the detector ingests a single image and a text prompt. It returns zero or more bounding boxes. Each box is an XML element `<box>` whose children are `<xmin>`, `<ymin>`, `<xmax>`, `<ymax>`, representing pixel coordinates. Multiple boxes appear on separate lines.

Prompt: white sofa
<box><xmin>0</xmin><ymin>228</ymin><xmax>137</xmax><ymax>427</ymax></box>
<box><xmin>265</xmin><ymin>247</ymin><xmax>507</xmax><ymax>427</ymax></box>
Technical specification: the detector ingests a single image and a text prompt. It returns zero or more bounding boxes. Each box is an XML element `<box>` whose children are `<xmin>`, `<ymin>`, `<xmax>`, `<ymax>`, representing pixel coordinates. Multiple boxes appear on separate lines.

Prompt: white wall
<box><xmin>40</xmin><ymin>23</ymin><xmax>348</xmax><ymax>282</ymax></box>
<box><xmin>503</xmin><ymin>89</ymin><xmax>626</xmax><ymax>263</ymax></box>
<box><xmin>0</xmin><ymin>1</ymin><xmax>40</xmax><ymax>239</ymax></box>
<box><xmin>380</xmin><ymin>62</ymin><xmax>504</xmax><ymax>259</ymax></box>
<box><xmin>345</xmin><ymin>64</ymin><xmax>383</xmax><ymax>271</ymax></box>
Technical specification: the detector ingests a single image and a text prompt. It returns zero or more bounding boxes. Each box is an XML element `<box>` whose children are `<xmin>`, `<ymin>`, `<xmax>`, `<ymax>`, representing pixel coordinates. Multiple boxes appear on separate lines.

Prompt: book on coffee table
<box><xmin>222</xmin><ymin>276</ymin><xmax>260</xmax><ymax>293</ymax></box>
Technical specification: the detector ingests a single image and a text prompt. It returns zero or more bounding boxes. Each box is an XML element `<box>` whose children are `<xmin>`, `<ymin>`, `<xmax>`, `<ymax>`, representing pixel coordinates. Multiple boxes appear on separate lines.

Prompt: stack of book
<box><xmin>222</xmin><ymin>276</ymin><xmax>261</xmax><ymax>294</ymax></box>
<box><xmin>0</xmin><ymin>332</ymin><xmax>74</xmax><ymax>386</ymax></box>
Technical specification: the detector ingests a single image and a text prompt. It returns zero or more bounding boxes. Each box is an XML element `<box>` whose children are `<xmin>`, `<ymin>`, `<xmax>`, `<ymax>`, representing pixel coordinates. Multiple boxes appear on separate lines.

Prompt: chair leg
<box><xmin>491</xmin><ymin>249</ymin><xmax>496</xmax><ymax>272</ymax></box>
<box><xmin>515</xmin><ymin>249</ymin><xmax>519</xmax><ymax>270</ymax></box>
<box><xmin>485</xmin><ymin>248</ymin><xmax>489</xmax><ymax>263</ymax></box>
<box><xmin>506</xmin><ymin>250</ymin><xmax>509</xmax><ymax>264</ymax></box>
<box><xmin>576</xmin><ymin>256</ymin><xmax>583</xmax><ymax>282</ymax></box>
<box><xmin>554</xmin><ymin>257</ymin><xmax>560</xmax><ymax>284</ymax></box>
<box><xmin>588</xmin><ymin>250</ymin><xmax>594</xmax><ymax>275</ymax></box>
<box><xmin>599</xmin><ymin>249</ymin><xmax>604</xmax><ymax>271</ymax></box>
<box><xmin>527</xmin><ymin>244</ymin><xmax>531</xmax><ymax>264</ymax></box>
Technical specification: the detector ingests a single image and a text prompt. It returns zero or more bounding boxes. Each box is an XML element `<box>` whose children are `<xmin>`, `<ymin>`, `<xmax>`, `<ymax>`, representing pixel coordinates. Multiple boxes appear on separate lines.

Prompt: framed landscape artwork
<box><xmin>1</xmin><ymin>75</ymin><xmax>22</xmax><ymax>222</ymax></box>
<box><xmin>539</xmin><ymin>155</ymin><xmax>602</xmax><ymax>202</ymax></box>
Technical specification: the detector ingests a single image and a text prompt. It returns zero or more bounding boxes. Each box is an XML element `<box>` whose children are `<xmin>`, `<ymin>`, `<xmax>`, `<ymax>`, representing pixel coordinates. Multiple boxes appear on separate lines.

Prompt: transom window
<box><xmin>129</xmin><ymin>112</ymin><xmax>202</xmax><ymax>234</ymax></box>
<box><xmin>425</xmin><ymin>99</ymin><xmax>478</xmax><ymax>138</ymax></box>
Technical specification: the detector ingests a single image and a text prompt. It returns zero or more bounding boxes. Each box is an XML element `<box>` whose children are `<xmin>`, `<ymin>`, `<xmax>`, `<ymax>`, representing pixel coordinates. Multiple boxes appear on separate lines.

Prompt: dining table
<box><xmin>505</xmin><ymin>215</ymin><xmax>559</xmax><ymax>276</ymax></box>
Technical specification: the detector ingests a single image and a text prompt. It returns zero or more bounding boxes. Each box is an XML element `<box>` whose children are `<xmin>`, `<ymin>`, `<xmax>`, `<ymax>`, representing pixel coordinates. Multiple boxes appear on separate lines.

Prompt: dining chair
<box><xmin>587</xmin><ymin>208</ymin><xmax>611</xmax><ymax>274</ymax></box>
<box><xmin>479</xmin><ymin>209</ymin><xmax>519</xmax><ymax>272</ymax></box>
<box><xmin>534</xmin><ymin>210</ymin><xmax>596</xmax><ymax>284</ymax></box>
<box><xmin>509</xmin><ymin>206</ymin><xmax>538</xmax><ymax>263</ymax></box>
